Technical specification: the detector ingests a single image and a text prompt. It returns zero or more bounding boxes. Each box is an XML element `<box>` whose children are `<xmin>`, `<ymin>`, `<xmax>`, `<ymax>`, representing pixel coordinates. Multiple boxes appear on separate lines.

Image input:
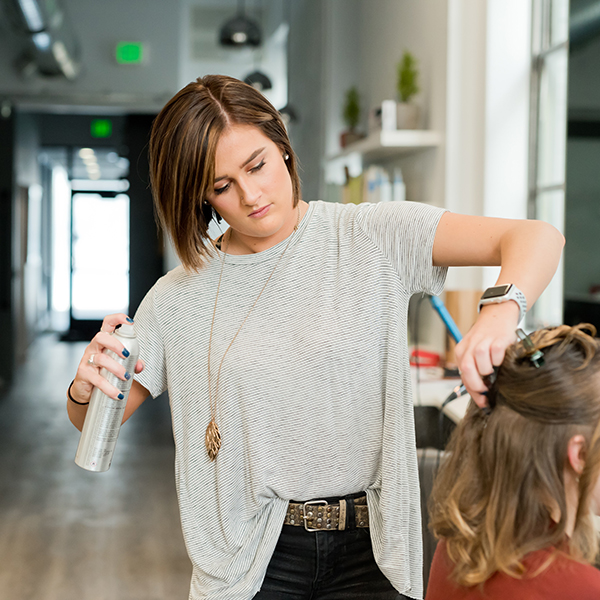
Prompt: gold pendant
<box><xmin>205</xmin><ymin>419</ymin><xmax>221</xmax><ymax>461</ymax></box>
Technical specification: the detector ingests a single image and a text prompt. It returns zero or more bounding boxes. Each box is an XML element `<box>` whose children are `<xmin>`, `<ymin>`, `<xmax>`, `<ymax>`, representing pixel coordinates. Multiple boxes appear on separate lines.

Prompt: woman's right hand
<box><xmin>69</xmin><ymin>313</ymin><xmax>145</xmax><ymax>404</ymax></box>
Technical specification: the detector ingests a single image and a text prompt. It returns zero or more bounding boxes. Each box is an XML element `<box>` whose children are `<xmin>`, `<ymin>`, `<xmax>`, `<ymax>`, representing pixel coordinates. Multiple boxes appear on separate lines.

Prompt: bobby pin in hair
<box><xmin>516</xmin><ymin>328</ymin><xmax>545</xmax><ymax>368</ymax></box>
<box><xmin>480</xmin><ymin>366</ymin><xmax>499</xmax><ymax>416</ymax></box>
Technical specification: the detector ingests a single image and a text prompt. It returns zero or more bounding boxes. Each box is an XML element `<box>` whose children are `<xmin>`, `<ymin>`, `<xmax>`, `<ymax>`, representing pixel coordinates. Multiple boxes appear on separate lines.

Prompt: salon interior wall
<box><xmin>319</xmin><ymin>0</ymin><xmax>449</xmax><ymax>350</ymax></box>
<box><xmin>432</xmin><ymin>0</ymin><xmax>531</xmax><ymax>347</ymax></box>
<box><xmin>445</xmin><ymin>0</ymin><xmax>531</xmax><ymax>293</ymax></box>
<box><xmin>318</xmin><ymin>0</ymin><xmax>531</xmax><ymax>350</ymax></box>
<box><xmin>285</xmin><ymin>0</ymin><xmax>327</xmax><ymax>205</ymax></box>
<box><xmin>324</xmin><ymin>0</ymin><xmax>448</xmax><ymax>207</ymax></box>
<box><xmin>564</xmin><ymin>21</ymin><xmax>600</xmax><ymax>299</ymax></box>
<box><xmin>0</xmin><ymin>0</ymin><xmax>186</xmax><ymax>382</ymax></box>
<box><xmin>12</xmin><ymin>113</ymin><xmax>45</xmax><ymax>366</ymax></box>
<box><xmin>0</xmin><ymin>111</ymin><xmax>44</xmax><ymax>388</ymax></box>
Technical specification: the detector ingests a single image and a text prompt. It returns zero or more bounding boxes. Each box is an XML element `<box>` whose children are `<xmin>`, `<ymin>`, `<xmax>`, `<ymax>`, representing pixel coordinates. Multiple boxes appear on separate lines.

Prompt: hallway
<box><xmin>0</xmin><ymin>335</ymin><xmax>191</xmax><ymax>600</ymax></box>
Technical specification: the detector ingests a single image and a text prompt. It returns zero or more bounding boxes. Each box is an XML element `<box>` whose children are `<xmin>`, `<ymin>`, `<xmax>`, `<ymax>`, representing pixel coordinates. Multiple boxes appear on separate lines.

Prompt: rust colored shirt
<box><xmin>426</xmin><ymin>540</ymin><xmax>600</xmax><ymax>600</ymax></box>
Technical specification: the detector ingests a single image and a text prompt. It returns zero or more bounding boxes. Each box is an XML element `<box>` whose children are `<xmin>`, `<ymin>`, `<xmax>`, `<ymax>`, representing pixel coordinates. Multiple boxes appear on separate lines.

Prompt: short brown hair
<box><xmin>430</xmin><ymin>324</ymin><xmax>600</xmax><ymax>586</ymax></box>
<box><xmin>148</xmin><ymin>75</ymin><xmax>301</xmax><ymax>272</ymax></box>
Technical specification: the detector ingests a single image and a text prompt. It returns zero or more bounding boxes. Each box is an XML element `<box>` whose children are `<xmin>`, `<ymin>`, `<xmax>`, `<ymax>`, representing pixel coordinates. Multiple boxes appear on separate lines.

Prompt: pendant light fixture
<box><xmin>243</xmin><ymin>70</ymin><xmax>272</xmax><ymax>91</ymax></box>
<box><xmin>219</xmin><ymin>0</ymin><xmax>261</xmax><ymax>48</ymax></box>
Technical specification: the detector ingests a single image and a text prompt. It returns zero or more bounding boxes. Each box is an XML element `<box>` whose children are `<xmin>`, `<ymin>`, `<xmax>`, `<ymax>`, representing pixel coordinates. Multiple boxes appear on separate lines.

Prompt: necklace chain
<box><xmin>206</xmin><ymin>206</ymin><xmax>302</xmax><ymax>461</ymax></box>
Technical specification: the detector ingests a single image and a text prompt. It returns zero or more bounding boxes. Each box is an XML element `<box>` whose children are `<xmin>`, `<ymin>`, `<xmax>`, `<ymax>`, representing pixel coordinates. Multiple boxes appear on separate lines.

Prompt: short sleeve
<box><xmin>133</xmin><ymin>285</ymin><xmax>167</xmax><ymax>399</ymax></box>
<box><xmin>354</xmin><ymin>201</ymin><xmax>448</xmax><ymax>296</ymax></box>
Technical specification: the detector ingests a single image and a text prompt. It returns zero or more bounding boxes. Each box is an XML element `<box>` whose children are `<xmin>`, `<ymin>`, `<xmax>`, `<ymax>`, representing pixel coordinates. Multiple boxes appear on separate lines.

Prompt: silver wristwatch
<box><xmin>478</xmin><ymin>284</ymin><xmax>527</xmax><ymax>323</ymax></box>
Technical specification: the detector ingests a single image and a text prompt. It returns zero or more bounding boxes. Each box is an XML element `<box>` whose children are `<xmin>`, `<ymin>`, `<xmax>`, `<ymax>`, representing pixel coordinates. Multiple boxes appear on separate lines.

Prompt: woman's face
<box><xmin>206</xmin><ymin>124</ymin><xmax>295</xmax><ymax>251</ymax></box>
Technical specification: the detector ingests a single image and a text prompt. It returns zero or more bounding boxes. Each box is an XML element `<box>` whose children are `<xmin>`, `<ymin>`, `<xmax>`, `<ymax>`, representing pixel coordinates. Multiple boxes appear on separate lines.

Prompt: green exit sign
<box><xmin>91</xmin><ymin>119</ymin><xmax>112</xmax><ymax>138</ymax></box>
<box><xmin>116</xmin><ymin>42</ymin><xmax>144</xmax><ymax>65</ymax></box>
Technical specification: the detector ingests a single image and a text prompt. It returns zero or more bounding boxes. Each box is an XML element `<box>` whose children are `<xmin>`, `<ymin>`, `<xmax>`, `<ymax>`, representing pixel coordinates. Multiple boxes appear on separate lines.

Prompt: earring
<box><xmin>284</xmin><ymin>154</ymin><xmax>289</xmax><ymax>160</ymax></box>
<box><xmin>202</xmin><ymin>199</ymin><xmax>222</xmax><ymax>224</ymax></box>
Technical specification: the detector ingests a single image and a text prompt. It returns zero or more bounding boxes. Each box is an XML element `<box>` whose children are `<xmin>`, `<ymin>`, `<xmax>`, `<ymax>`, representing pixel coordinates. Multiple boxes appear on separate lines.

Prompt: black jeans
<box><xmin>253</xmin><ymin>523</ymin><xmax>409</xmax><ymax>599</ymax></box>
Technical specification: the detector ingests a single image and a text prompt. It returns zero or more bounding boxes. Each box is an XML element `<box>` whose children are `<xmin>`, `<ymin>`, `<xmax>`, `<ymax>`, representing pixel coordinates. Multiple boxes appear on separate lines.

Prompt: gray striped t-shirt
<box><xmin>133</xmin><ymin>200</ymin><xmax>447</xmax><ymax>600</ymax></box>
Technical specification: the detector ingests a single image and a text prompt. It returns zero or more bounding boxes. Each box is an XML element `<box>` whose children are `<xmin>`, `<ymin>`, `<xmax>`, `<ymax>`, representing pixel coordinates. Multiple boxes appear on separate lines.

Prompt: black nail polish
<box><xmin>122</xmin><ymin>348</ymin><xmax>130</xmax><ymax>358</ymax></box>
<box><xmin>118</xmin><ymin>393</ymin><xmax>124</xmax><ymax>400</ymax></box>
<box><xmin>124</xmin><ymin>372</ymin><xmax>131</xmax><ymax>380</ymax></box>
<box><xmin>126</xmin><ymin>317</ymin><xmax>134</xmax><ymax>323</ymax></box>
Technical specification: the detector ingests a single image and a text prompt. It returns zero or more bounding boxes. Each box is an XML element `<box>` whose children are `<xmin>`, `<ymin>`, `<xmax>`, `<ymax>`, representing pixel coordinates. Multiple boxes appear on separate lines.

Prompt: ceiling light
<box><xmin>243</xmin><ymin>70</ymin><xmax>272</xmax><ymax>91</ymax></box>
<box><xmin>279</xmin><ymin>104</ymin><xmax>299</xmax><ymax>127</ymax></box>
<box><xmin>219</xmin><ymin>0</ymin><xmax>261</xmax><ymax>47</ymax></box>
<box><xmin>17</xmin><ymin>0</ymin><xmax>44</xmax><ymax>32</ymax></box>
<box><xmin>32</xmin><ymin>32</ymin><xmax>51</xmax><ymax>51</ymax></box>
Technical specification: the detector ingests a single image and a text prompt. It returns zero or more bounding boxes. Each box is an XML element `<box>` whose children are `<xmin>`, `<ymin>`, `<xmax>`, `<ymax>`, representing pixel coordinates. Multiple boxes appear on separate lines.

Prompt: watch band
<box><xmin>478</xmin><ymin>284</ymin><xmax>527</xmax><ymax>323</ymax></box>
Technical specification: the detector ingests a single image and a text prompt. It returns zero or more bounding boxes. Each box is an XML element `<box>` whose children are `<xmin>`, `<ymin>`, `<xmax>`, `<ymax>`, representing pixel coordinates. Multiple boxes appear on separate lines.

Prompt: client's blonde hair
<box><xmin>429</xmin><ymin>324</ymin><xmax>600</xmax><ymax>586</ymax></box>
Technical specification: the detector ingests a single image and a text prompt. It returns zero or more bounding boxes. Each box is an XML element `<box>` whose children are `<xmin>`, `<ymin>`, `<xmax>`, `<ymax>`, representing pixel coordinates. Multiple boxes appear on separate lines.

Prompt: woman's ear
<box><xmin>567</xmin><ymin>434</ymin><xmax>587</xmax><ymax>476</ymax></box>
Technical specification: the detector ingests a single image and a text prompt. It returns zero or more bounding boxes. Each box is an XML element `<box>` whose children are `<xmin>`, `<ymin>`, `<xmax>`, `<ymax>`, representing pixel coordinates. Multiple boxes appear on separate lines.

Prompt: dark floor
<box><xmin>0</xmin><ymin>335</ymin><xmax>191</xmax><ymax>600</ymax></box>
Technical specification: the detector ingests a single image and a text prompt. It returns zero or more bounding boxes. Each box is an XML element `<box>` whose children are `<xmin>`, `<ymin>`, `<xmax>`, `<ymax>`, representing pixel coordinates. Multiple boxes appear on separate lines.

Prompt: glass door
<box><xmin>71</xmin><ymin>192</ymin><xmax>130</xmax><ymax>321</ymax></box>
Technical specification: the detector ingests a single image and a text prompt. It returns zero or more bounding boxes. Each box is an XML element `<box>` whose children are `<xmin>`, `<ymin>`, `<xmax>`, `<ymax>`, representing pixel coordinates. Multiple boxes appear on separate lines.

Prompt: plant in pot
<box><xmin>340</xmin><ymin>86</ymin><xmax>364</xmax><ymax>148</ymax></box>
<box><xmin>396</xmin><ymin>51</ymin><xmax>420</xmax><ymax>129</ymax></box>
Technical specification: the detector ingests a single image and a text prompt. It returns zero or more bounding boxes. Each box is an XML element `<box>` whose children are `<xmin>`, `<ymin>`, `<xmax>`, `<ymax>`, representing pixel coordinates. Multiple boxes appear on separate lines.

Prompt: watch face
<box><xmin>481</xmin><ymin>284</ymin><xmax>512</xmax><ymax>300</ymax></box>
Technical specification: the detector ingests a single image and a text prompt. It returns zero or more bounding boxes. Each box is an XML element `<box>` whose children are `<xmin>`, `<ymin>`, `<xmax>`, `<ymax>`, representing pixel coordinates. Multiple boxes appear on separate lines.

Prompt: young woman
<box><xmin>426</xmin><ymin>324</ymin><xmax>600</xmax><ymax>600</ymax></box>
<box><xmin>66</xmin><ymin>75</ymin><xmax>564</xmax><ymax>600</ymax></box>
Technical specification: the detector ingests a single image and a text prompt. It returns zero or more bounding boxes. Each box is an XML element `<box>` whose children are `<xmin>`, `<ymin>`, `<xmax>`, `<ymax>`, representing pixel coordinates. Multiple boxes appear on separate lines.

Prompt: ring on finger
<box><xmin>87</xmin><ymin>354</ymin><xmax>96</xmax><ymax>366</ymax></box>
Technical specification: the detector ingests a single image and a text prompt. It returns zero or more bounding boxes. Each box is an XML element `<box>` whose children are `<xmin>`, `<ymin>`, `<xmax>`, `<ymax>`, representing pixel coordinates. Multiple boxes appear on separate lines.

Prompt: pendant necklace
<box><xmin>206</xmin><ymin>206</ymin><xmax>301</xmax><ymax>461</ymax></box>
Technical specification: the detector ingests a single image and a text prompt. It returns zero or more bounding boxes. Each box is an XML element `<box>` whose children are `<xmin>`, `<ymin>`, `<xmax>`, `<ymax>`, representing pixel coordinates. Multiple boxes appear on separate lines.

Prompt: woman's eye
<box><xmin>214</xmin><ymin>184</ymin><xmax>229</xmax><ymax>195</ymax></box>
<box><xmin>250</xmin><ymin>160</ymin><xmax>265</xmax><ymax>173</ymax></box>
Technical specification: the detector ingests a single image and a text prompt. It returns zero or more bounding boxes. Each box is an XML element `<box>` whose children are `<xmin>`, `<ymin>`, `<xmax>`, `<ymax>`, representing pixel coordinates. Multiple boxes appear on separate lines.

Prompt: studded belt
<box><xmin>284</xmin><ymin>495</ymin><xmax>369</xmax><ymax>532</ymax></box>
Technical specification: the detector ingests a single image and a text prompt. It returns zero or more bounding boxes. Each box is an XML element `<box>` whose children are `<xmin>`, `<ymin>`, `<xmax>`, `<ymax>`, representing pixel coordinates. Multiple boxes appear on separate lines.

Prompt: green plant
<box><xmin>397</xmin><ymin>51</ymin><xmax>419</xmax><ymax>102</ymax></box>
<box><xmin>343</xmin><ymin>86</ymin><xmax>360</xmax><ymax>131</ymax></box>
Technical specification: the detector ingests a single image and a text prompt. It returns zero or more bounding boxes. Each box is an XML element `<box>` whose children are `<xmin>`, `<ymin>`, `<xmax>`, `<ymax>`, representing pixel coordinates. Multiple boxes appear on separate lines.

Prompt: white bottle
<box><xmin>381</xmin><ymin>100</ymin><xmax>397</xmax><ymax>131</ymax></box>
<box><xmin>380</xmin><ymin>169</ymin><xmax>392</xmax><ymax>203</ymax></box>
<box><xmin>365</xmin><ymin>165</ymin><xmax>379</xmax><ymax>203</ymax></box>
<box><xmin>393</xmin><ymin>167</ymin><xmax>406</xmax><ymax>203</ymax></box>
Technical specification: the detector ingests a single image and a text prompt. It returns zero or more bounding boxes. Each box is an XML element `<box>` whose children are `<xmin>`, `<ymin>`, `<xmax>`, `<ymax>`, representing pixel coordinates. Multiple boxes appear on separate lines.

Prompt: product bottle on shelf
<box><xmin>380</xmin><ymin>168</ymin><xmax>392</xmax><ymax>203</ymax></box>
<box><xmin>393</xmin><ymin>167</ymin><xmax>406</xmax><ymax>202</ymax></box>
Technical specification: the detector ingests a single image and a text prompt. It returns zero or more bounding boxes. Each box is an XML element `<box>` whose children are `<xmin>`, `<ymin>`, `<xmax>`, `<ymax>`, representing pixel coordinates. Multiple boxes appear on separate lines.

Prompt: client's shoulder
<box><xmin>524</xmin><ymin>548</ymin><xmax>600</xmax><ymax>598</ymax></box>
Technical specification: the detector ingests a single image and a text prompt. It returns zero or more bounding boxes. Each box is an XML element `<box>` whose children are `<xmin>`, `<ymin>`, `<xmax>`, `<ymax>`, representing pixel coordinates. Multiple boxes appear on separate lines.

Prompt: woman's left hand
<box><xmin>454</xmin><ymin>301</ymin><xmax>520</xmax><ymax>407</ymax></box>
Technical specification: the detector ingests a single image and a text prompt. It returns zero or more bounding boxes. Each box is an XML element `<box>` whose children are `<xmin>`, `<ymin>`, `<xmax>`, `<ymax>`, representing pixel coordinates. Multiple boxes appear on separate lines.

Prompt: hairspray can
<box><xmin>75</xmin><ymin>323</ymin><xmax>139</xmax><ymax>472</ymax></box>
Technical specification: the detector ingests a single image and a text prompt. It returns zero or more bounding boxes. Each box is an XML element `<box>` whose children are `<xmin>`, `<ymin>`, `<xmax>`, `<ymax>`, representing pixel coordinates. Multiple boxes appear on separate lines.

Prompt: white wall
<box><xmin>286</xmin><ymin>0</ymin><xmax>327</xmax><ymax>203</ymax></box>
<box><xmin>323</xmin><ymin>0</ymin><xmax>449</xmax><ymax>208</ymax></box>
<box><xmin>323</xmin><ymin>0</ymin><xmax>362</xmax><ymax>162</ymax></box>
<box><xmin>481</xmin><ymin>0</ymin><xmax>532</xmax><ymax>290</ymax></box>
<box><xmin>445</xmin><ymin>0</ymin><xmax>531</xmax><ymax>292</ymax></box>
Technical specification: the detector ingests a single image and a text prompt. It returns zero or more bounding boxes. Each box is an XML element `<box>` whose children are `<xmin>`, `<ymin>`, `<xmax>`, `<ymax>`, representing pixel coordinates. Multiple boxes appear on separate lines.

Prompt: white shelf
<box><xmin>328</xmin><ymin>130</ymin><xmax>443</xmax><ymax>161</ymax></box>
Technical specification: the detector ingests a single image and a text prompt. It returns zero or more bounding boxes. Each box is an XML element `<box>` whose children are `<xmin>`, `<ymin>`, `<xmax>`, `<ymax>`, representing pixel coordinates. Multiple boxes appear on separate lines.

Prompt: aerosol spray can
<box><xmin>75</xmin><ymin>323</ymin><xmax>139</xmax><ymax>472</ymax></box>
